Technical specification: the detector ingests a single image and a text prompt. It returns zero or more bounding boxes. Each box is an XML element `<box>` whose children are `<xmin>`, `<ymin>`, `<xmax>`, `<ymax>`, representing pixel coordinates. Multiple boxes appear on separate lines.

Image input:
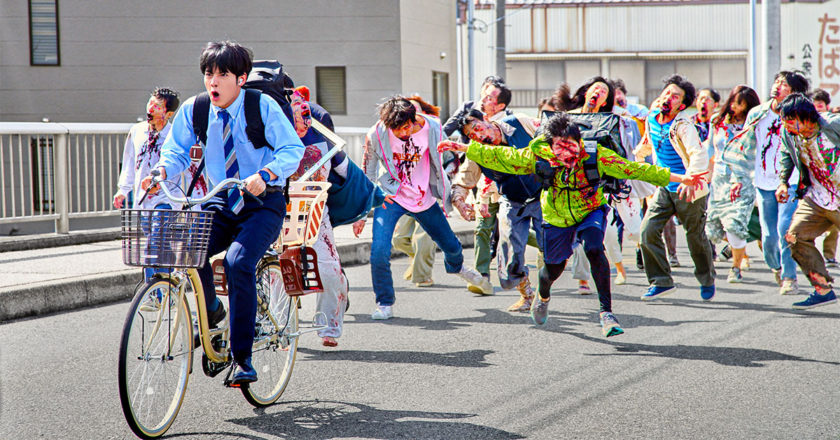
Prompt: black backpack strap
<box><xmin>186</xmin><ymin>93</ymin><xmax>211</xmax><ymax>200</ymax></box>
<box><xmin>192</xmin><ymin>92</ymin><xmax>210</xmax><ymax>147</ymax></box>
<box><xmin>243</xmin><ymin>89</ymin><xmax>269</xmax><ymax>149</ymax></box>
<box><xmin>582</xmin><ymin>141</ymin><xmax>601</xmax><ymax>189</ymax></box>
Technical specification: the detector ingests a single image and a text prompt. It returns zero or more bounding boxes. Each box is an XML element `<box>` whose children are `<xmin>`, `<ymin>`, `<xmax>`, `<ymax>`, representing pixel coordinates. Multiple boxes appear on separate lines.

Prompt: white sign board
<box><xmin>783</xmin><ymin>0</ymin><xmax>840</xmax><ymax>104</ymax></box>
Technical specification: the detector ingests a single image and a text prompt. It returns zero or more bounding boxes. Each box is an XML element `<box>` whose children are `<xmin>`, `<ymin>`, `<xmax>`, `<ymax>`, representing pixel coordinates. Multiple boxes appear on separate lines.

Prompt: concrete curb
<box><xmin>0</xmin><ymin>228</ymin><xmax>475</xmax><ymax>322</ymax></box>
<box><xmin>0</xmin><ymin>228</ymin><xmax>121</xmax><ymax>253</ymax></box>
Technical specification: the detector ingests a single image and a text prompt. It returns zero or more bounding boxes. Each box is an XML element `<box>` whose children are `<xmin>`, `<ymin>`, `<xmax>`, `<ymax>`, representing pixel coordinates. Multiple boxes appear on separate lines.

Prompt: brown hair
<box><xmin>378</xmin><ymin>95</ymin><xmax>417</xmax><ymax>129</ymax></box>
<box><xmin>406</xmin><ymin>94</ymin><xmax>440</xmax><ymax>117</ymax></box>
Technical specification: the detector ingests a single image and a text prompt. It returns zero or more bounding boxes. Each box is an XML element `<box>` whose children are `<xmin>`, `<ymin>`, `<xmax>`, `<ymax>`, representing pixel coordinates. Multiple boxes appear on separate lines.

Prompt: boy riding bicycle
<box><xmin>142</xmin><ymin>40</ymin><xmax>304</xmax><ymax>386</ymax></box>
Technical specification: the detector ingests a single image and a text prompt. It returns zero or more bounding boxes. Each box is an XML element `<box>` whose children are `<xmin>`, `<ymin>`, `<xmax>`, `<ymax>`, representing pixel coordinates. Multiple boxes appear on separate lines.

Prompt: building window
<box><xmin>432</xmin><ymin>71</ymin><xmax>450</xmax><ymax>121</ymax></box>
<box><xmin>315</xmin><ymin>66</ymin><xmax>347</xmax><ymax>115</ymax></box>
<box><xmin>29</xmin><ymin>0</ymin><xmax>60</xmax><ymax>66</ymax></box>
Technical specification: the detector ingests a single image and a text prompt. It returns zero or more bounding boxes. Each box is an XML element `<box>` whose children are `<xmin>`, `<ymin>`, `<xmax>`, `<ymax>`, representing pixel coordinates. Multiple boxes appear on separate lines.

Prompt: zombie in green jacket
<box><xmin>438</xmin><ymin>112</ymin><xmax>705</xmax><ymax>337</ymax></box>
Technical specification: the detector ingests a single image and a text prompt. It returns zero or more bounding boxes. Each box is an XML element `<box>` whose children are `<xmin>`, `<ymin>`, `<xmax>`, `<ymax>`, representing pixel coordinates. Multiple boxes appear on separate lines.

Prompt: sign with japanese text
<box><xmin>784</xmin><ymin>0</ymin><xmax>840</xmax><ymax>105</ymax></box>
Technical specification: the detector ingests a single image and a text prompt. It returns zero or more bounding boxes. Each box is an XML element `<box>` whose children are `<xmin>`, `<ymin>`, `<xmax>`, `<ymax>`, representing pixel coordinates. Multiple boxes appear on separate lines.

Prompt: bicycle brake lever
<box><xmin>137</xmin><ymin>170</ymin><xmax>163</xmax><ymax>206</ymax></box>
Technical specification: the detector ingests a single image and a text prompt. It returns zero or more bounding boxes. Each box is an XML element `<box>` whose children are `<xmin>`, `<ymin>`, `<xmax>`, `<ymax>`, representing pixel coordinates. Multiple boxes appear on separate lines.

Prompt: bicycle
<box><xmin>117</xmin><ymin>174</ymin><xmax>332</xmax><ymax>439</ymax></box>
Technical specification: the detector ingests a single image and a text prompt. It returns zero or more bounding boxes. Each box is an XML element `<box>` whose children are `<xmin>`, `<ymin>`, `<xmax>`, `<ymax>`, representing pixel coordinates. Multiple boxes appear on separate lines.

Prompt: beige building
<box><xmin>0</xmin><ymin>0</ymin><xmax>458</xmax><ymax>125</ymax></box>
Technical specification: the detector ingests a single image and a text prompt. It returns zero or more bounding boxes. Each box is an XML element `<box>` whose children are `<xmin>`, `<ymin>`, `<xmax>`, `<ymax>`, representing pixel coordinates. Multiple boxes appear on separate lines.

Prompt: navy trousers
<box><xmin>198</xmin><ymin>190</ymin><xmax>286</xmax><ymax>362</ymax></box>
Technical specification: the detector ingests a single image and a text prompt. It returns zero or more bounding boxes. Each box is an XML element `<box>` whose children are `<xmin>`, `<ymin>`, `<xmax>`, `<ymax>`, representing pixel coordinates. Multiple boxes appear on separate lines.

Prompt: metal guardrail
<box><xmin>0</xmin><ymin>123</ymin><xmax>368</xmax><ymax>234</ymax></box>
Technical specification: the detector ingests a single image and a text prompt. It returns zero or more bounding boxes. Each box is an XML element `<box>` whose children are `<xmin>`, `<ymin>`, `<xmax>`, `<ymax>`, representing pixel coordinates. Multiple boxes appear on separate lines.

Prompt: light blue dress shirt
<box><xmin>157</xmin><ymin>89</ymin><xmax>304</xmax><ymax>189</ymax></box>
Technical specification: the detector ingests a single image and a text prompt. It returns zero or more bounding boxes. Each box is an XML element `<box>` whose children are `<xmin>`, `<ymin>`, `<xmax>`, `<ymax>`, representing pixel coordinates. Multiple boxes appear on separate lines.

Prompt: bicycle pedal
<box><xmin>201</xmin><ymin>354</ymin><xmax>230</xmax><ymax>378</ymax></box>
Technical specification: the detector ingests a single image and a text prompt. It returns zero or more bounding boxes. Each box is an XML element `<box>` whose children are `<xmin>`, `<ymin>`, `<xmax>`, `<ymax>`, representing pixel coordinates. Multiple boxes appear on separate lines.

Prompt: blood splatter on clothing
<box><xmin>465</xmin><ymin>139</ymin><xmax>671</xmax><ymax>227</ymax></box>
<box><xmin>387</xmin><ymin>123</ymin><xmax>435</xmax><ymax>212</ymax></box>
<box><xmin>799</xmin><ymin>133</ymin><xmax>840</xmax><ymax>210</ymax></box>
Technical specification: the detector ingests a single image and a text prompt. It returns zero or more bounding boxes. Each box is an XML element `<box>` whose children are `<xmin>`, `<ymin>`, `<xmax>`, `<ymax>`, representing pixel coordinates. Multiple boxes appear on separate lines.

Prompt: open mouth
<box><xmin>661</xmin><ymin>102</ymin><xmax>672</xmax><ymax>114</ymax></box>
<box><xmin>146</xmin><ymin>113</ymin><xmax>154</xmax><ymax>122</ymax></box>
<box><xmin>210</xmin><ymin>91</ymin><xmax>220</xmax><ymax>100</ymax></box>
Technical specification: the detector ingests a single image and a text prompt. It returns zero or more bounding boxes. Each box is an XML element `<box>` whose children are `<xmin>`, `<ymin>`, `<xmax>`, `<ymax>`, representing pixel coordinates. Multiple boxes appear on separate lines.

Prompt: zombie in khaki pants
<box><xmin>776</xmin><ymin>93</ymin><xmax>840</xmax><ymax>309</ymax></box>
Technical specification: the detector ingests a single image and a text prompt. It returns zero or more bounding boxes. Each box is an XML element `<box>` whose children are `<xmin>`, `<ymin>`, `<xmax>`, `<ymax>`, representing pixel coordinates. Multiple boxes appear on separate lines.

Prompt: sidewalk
<box><xmin>0</xmin><ymin>218</ymin><xmax>476</xmax><ymax>322</ymax></box>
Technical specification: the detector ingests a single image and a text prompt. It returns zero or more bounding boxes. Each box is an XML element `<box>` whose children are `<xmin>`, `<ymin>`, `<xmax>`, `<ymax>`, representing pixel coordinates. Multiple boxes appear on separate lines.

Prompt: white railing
<box><xmin>0</xmin><ymin>122</ymin><xmax>368</xmax><ymax>234</ymax></box>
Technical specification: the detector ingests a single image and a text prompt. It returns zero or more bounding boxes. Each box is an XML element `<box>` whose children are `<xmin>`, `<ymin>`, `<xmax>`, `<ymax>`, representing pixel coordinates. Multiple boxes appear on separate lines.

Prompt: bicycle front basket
<box><xmin>121</xmin><ymin>209</ymin><xmax>215</xmax><ymax>269</ymax></box>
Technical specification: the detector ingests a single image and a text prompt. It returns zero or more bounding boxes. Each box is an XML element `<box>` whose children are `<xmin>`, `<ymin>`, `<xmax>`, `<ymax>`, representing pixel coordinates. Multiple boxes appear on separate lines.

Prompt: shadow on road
<box><xmin>223</xmin><ymin>399</ymin><xmax>524</xmax><ymax>440</ymax></box>
<box><xmin>559</xmin><ymin>330</ymin><xmax>840</xmax><ymax>367</ymax></box>
<box><xmin>608</xmin><ymin>291</ymin><xmax>840</xmax><ymax>319</ymax></box>
<box><xmin>345</xmin><ymin>308</ymin><xmax>526</xmax><ymax>331</ymax></box>
<box><xmin>297</xmin><ymin>347</ymin><xmax>495</xmax><ymax>368</ymax></box>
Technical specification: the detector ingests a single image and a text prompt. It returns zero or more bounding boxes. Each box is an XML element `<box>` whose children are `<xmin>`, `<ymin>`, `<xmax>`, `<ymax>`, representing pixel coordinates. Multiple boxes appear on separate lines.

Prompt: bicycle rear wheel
<box><xmin>243</xmin><ymin>261</ymin><xmax>299</xmax><ymax>406</ymax></box>
<box><xmin>118</xmin><ymin>278</ymin><xmax>193</xmax><ymax>439</ymax></box>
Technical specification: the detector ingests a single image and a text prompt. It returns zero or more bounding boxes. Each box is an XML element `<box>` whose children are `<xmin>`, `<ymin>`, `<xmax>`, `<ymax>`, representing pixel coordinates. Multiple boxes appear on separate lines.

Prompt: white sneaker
<box><xmin>779</xmin><ymin>278</ymin><xmax>799</xmax><ymax>295</ymax></box>
<box><xmin>139</xmin><ymin>292</ymin><xmax>161</xmax><ymax>312</ymax></box>
<box><xmin>458</xmin><ymin>266</ymin><xmax>493</xmax><ymax>295</ymax></box>
<box><xmin>615</xmin><ymin>272</ymin><xmax>626</xmax><ymax>285</ymax></box>
<box><xmin>371</xmin><ymin>305</ymin><xmax>393</xmax><ymax>320</ymax></box>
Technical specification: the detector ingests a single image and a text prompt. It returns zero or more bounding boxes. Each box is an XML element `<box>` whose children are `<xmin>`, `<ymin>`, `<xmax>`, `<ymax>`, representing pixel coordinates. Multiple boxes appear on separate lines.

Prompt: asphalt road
<box><xmin>2</xmin><ymin>245</ymin><xmax>840</xmax><ymax>439</ymax></box>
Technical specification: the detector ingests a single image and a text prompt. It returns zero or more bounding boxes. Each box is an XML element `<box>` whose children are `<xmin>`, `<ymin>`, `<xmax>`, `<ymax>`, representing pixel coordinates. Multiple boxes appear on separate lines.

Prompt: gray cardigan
<box><xmin>363</xmin><ymin>114</ymin><xmax>451</xmax><ymax>202</ymax></box>
<box><xmin>779</xmin><ymin>113</ymin><xmax>840</xmax><ymax>199</ymax></box>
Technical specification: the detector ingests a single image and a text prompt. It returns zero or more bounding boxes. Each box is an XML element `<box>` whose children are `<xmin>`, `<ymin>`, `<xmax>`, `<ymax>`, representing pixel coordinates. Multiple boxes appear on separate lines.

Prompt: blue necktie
<box><xmin>219</xmin><ymin>109</ymin><xmax>244</xmax><ymax>214</ymax></box>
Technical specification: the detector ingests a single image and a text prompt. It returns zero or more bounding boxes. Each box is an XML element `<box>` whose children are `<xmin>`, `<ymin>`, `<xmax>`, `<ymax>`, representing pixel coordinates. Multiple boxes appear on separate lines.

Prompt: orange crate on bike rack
<box><xmin>272</xmin><ymin>181</ymin><xmax>331</xmax><ymax>296</ymax></box>
<box><xmin>211</xmin><ymin>259</ymin><xmax>228</xmax><ymax>295</ymax></box>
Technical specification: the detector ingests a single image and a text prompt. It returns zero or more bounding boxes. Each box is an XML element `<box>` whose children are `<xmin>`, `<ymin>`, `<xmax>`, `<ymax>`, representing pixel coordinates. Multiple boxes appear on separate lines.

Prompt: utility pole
<box><xmin>761</xmin><ymin>0</ymin><xmax>781</xmax><ymax>96</ymax></box>
<box><xmin>495</xmin><ymin>0</ymin><xmax>506</xmax><ymax>79</ymax></box>
<box><xmin>749</xmin><ymin>0</ymin><xmax>757</xmax><ymax>89</ymax></box>
<box><xmin>467</xmin><ymin>0</ymin><xmax>475</xmax><ymax>101</ymax></box>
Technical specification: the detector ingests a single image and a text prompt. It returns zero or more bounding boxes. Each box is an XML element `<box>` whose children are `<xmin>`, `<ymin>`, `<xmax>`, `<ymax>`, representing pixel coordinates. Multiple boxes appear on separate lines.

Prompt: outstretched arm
<box><xmin>439</xmin><ymin>140</ymin><xmax>536</xmax><ymax>175</ymax></box>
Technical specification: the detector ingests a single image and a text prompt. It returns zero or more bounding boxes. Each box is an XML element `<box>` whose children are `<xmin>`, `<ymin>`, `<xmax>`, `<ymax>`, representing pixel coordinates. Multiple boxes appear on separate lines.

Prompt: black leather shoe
<box><xmin>231</xmin><ymin>358</ymin><xmax>257</xmax><ymax>385</ymax></box>
<box><xmin>207</xmin><ymin>300</ymin><xmax>226</xmax><ymax>328</ymax></box>
<box><xmin>635</xmin><ymin>249</ymin><xmax>644</xmax><ymax>270</ymax></box>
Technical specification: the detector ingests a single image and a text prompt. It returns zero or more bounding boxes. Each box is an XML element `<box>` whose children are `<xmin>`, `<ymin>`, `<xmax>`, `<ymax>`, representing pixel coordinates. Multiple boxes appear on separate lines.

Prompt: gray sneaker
<box><xmin>530</xmin><ymin>297</ymin><xmax>549</xmax><ymax>326</ymax></box>
<box><xmin>600</xmin><ymin>312</ymin><xmax>625</xmax><ymax>337</ymax></box>
<box><xmin>669</xmin><ymin>254</ymin><xmax>681</xmax><ymax>268</ymax></box>
<box><xmin>727</xmin><ymin>267</ymin><xmax>742</xmax><ymax>283</ymax></box>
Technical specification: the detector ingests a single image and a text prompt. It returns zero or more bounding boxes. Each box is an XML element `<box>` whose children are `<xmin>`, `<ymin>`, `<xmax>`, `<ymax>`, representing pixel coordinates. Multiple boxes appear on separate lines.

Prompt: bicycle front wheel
<box><xmin>243</xmin><ymin>262</ymin><xmax>299</xmax><ymax>407</ymax></box>
<box><xmin>118</xmin><ymin>277</ymin><xmax>193</xmax><ymax>439</ymax></box>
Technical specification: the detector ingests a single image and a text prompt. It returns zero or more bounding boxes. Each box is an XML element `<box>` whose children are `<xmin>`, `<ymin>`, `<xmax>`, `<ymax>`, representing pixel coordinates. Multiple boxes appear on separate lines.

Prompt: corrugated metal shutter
<box><xmin>316</xmin><ymin>67</ymin><xmax>347</xmax><ymax>115</ymax></box>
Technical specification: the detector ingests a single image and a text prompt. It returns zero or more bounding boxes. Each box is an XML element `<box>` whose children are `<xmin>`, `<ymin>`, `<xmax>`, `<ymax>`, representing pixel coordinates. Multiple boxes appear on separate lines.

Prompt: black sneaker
<box><xmin>636</xmin><ymin>249</ymin><xmax>644</xmax><ymax>270</ymax></box>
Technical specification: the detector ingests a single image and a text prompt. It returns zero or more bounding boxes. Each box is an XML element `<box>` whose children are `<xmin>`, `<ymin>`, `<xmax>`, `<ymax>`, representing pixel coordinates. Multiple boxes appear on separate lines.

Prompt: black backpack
<box><xmin>536</xmin><ymin>111</ymin><xmax>627</xmax><ymax>195</ymax></box>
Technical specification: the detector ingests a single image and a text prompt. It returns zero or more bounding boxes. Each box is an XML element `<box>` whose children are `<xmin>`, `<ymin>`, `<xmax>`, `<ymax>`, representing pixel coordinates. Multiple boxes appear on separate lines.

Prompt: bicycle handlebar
<box><xmin>142</xmin><ymin>170</ymin><xmax>262</xmax><ymax>207</ymax></box>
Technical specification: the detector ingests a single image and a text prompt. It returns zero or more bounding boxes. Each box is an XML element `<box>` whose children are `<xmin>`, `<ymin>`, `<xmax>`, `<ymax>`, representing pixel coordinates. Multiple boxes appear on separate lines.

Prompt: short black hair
<box><xmin>698</xmin><ymin>88</ymin><xmax>721</xmax><ymax>103</ymax></box>
<box><xmin>457</xmin><ymin>108</ymin><xmax>485</xmax><ymax>133</ymax></box>
<box><xmin>482</xmin><ymin>75</ymin><xmax>512</xmax><ymax>107</ymax></box>
<box><xmin>153</xmin><ymin>87</ymin><xmax>180</xmax><ymax>113</ymax></box>
<box><xmin>482</xmin><ymin>75</ymin><xmax>506</xmax><ymax>87</ymax></box>
<box><xmin>663</xmin><ymin>74</ymin><xmax>696</xmax><ymax>109</ymax></box>
<box><xmin>774</xmin><ymin>70</ymin><xmax>809</xmax><ymax>94</ymax></box>
<box><xmin>544</xmin><ymin>113</ymin><xmax>582</xmax><ymax>143</ymax></box>
<box><xmin>810</xmin><ymin>88</ymin><xmax>831</xmax><ymax>106</ymax></box>
<box><xmin>779</xmin><ymin>93</ymin><xmax>820</xmax><ymax>123</ymax></box>
<box><xmin>610</xmin><ymin>78</ymin><xmax>628</xmax><ymax>95</ymax></box>
<box><xmin>199</xmin><ymin>40</ymin><xmax>253</xmax><ymax>78</ymax></box>
<box><xmin>378</xmin><ymin>95</ymin><xmax>417</xmax><ymax>130</ymax></box>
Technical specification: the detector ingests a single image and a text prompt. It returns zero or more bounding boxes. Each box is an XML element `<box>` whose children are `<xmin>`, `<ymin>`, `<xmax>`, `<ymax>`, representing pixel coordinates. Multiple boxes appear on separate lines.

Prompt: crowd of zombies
<box><xmin>115</xmin><ymin>40</ymin><xmax>840</xmax><ymax>385</ymax></box>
